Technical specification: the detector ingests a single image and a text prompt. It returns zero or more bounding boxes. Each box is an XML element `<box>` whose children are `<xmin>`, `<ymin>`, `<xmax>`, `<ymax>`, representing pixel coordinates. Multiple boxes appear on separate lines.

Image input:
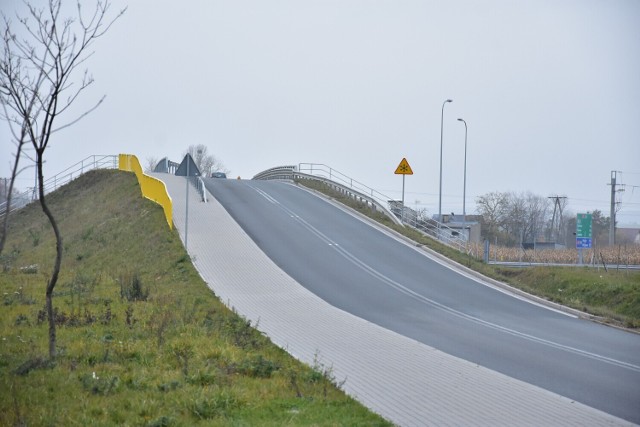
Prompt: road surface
<box><xmin>204</xmin><ymin>178</ymin><xmax>640</xmax><ymax>424</ymax></box>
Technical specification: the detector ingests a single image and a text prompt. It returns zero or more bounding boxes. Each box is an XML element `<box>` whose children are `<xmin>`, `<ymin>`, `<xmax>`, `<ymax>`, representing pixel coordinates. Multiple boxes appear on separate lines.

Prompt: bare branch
<box><xmin>51</xmin><ymin>94</ymin><xmax>104</xmax><ymax>133</ymax></box>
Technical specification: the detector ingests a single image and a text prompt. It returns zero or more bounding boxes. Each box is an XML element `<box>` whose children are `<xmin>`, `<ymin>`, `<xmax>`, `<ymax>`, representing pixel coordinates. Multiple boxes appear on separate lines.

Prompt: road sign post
<box><xmin>576</xmin><ymin>213</ymin><xmax>593</xmax><ymax>265</ymax></box>
<box><xmin>395</xmin><ymin>158</ymin><xmax>413</xmax><ymax>223</ymax></box>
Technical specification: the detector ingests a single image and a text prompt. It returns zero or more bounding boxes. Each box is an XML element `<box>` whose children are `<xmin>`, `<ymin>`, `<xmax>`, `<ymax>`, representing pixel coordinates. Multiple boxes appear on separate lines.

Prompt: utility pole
<box><xmin>609</xmin><ymin>171</ymin><xmax>617</xmax><ymax>246</ymax></box>
<box><xmin>548</xmin><ymin>195</ymin><xmax>567</xmax><ymax>243</ymax></box>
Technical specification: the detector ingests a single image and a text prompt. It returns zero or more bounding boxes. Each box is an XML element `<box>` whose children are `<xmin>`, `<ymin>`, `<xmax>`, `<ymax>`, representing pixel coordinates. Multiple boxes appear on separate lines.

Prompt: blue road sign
<box><xmin>576</xmin><ymin>237</ymin><xmax>592</xmax><ymax>249</ymax></box>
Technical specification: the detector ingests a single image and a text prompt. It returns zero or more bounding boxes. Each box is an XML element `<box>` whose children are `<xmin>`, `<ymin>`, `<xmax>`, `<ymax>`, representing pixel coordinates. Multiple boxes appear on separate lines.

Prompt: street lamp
<box><xmin>457</xmin><ymin>118</ymin><xmax>468</xmax><ymax>224</ymax></box>
<box><xmin>438</xmin><ymin>99</ymin><xmax>453</xmax><ymax>222</ymax></box>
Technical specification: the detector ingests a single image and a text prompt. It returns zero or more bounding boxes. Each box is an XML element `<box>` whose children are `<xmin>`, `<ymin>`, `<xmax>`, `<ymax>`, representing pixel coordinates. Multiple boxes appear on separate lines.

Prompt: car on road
<box><xmin>211</xmin><ymin>172</ymin><xmax>227</xmax><ymax>179</ymax></box>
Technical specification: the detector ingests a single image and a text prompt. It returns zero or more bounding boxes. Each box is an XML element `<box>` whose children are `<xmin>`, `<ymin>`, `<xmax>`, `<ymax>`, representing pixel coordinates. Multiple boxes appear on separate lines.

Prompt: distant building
<box><xmin>522</xmin><ymin>242</ymin><xmax>566</xmax><ymax>250</ymax></box>
<box><xmin>439</xmin><ymin>214</ymin><xmax>482</xmax><ymax>244</ymax></box>
<box><xmin>388</xmin><ymin>203</ymin><xmax>482</xmax><ymax>244</ymax></box>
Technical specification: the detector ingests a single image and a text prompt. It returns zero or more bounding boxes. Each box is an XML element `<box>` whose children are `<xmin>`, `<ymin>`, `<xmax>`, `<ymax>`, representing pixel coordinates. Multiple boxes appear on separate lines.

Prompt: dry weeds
<box><xmin>469</xmin><ymin>243</ymin><xmax>640</xmax><ymax>265</ymax></box>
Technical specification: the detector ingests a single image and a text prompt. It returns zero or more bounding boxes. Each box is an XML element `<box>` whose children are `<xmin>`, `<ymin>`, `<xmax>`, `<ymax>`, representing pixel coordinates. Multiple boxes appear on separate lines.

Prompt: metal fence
<box><xmin>1</xmin><ymin>155</ymin><xmax>118</xmax><ymax>217</ymax></box>
<box><xmin>194</xmin><ymin>176</ymin><xmax>208</xmax><ymax>203</ymax></box>
<box><xmin>253</xmin><ymin>163</ymin><xmax>469</xmax><ymax>252</ymax></box>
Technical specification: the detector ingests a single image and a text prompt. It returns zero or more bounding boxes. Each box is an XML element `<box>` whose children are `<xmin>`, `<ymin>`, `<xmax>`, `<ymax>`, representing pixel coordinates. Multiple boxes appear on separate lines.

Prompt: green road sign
<box><xmin>576</xmin><ymin>213</ymin><xmax>593</xmax><ymax>249</ymax></box>
<box><xmin>576</xmin><ymin>213</ymin><xmax>593</xmax><ymax>238</ymax></box>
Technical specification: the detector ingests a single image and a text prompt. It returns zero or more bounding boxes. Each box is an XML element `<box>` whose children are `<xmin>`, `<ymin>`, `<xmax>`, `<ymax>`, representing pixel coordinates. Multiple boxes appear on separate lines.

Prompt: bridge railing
<box><xmin>252</xmin><ymin>165</ymin><xmax>298</xmax><ymax>181</ymax></box>
<box><xmin>43</xmin><ymin>155</ymin><xmax>118</xmax><ymax>195</ymax></box>
<box><xmin>253</xmin><ymin>164</ymin><xmax>402</xmax><ymax>225</ymax></box>
<box><xmin>253</xmin><ymin>163</ymin><xmax>469</xmax><ymax>251</ymax></box>
<box><xmin>194</xmin><ymin>176</ymin><xmax>207</xmax><ymax>203</ymax></box>
<box><xmin>297</xmin><ymin>164</ymin><xmax>468</xmax><ymax>250</ymax></box>
<box><xmin>401</xmin><ymin>211</ymin><xmax>468</xmax><ymax>252</ymax></box>
<box><xmin>298</xmin><ymin>163</ymin><xmax>397</xmax><ymax>214</ymax></box>
<box><xmin>1</xmin><ymin>155</ymin><xmax>118</xmax><ymax>217</ymax></box>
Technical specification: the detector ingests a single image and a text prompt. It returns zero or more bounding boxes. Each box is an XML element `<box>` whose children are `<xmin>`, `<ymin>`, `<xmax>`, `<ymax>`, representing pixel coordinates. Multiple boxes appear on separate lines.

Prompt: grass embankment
<box><xmin>0</xmin><ymin>170</ymin><xmax>391</xmax><ymax>426</ymax></box>
<box><xmin>297</xmin><ymin>179</ymin><xmax>640</xmax><ymax>329</ymax></box>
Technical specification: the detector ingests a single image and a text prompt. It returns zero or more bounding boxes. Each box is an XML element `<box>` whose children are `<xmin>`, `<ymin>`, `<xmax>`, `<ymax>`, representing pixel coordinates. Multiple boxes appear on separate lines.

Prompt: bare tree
<box><xmin>0</xmin><ymin>119</ymin><xmax>29</xmax><ymax>256</ymax></box>
<box><xmin>504</xmin><ymin>192</ymin><xmax>528</xmax><ymax>245</ymax></box>
<box><xmin>521</xmin><ymin>192</ymin><xmax>549</xmax><ymax>244</ymax></box>
<box><xmin>145</xmin><ymin>156</ymin><xmax>159</xmax><ymax>172</ymax></box>
<box><xmin>476</xmin><ymin>191</ymin><xmax>551</xmax><ymax>247</ymax></box>
<box><xmin>185</xmin><ymin>144</ymin><xmax>229</xmax><ymax>177</ymax></box>
<box><xmin>0</xmin><ymin>0</ymin><xmax>125</xmax><ymax>358</ymax></box>
<box><xmin>475</xmin><ymin>191</ymin><xmax>508</xmax><ymax>241</ymax></box>
<box><xmin>210</xmin><ymin>155</ymin><xmax>230</xmax><ymax>175</ymax></box>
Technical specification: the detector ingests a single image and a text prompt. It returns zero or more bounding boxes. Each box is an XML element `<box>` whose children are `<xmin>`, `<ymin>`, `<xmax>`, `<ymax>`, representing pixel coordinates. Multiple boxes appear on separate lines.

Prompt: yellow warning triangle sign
<box><xmin>394</xmin><ymin>158</ymin><xmax>413</xmax><ymax>175</ymax></box>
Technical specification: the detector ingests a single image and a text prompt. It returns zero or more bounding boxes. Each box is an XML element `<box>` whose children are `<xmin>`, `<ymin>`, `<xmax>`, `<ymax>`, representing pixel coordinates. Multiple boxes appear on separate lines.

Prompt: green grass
<box><xmin>0</xmin><ymin>170</ymin><xmax>392</xmax><ymax>426</ymax></box>
<box><xmin>297</xmin><ymin>179</ymin><xmax>640</xmax><ymax>329</ymax></box>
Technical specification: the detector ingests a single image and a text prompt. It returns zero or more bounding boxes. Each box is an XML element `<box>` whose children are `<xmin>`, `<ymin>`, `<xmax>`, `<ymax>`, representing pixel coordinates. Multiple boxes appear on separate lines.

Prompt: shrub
<box><xmin>147</xmin><ymin>415</ymin><xmax>176</xmax><ymax>427</ymax></box>
<box><xmin>236</xmin><ymin>355</ymin><xmax>280</xmax><ymax>378</ymax></box>
<box><xmin>79</xmin><ymin>372</ymin><xmax>120</xmax><ymax>395</ymax></box>
<box><xmin>190</xmin><ymin>390</ymin><xmax>241</xmax><ymax>419</ymax></box>
<box><xmin>119</xmin><ymin>272</ymin><xmax>149</xmax><ymax>302</ymax></box>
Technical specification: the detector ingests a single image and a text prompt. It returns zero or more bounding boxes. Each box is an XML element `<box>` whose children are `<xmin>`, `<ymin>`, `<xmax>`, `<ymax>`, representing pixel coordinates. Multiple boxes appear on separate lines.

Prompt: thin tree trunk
<box><xmin>0</xmin><ymin>137</ymin><xmax>26</xmax><ymax>257</ymax></box>
<box><xmin>37</xmin><ymin>157</ymin><xmax>62</xmax><ymax>359</ymax></box>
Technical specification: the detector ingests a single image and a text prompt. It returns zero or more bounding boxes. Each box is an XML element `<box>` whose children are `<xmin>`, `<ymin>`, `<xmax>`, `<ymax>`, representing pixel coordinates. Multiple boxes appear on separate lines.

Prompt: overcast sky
<box><xmin>2</xmin><ymin>0</ymin><xmax>640</xmax><ymax>225</ymax></box>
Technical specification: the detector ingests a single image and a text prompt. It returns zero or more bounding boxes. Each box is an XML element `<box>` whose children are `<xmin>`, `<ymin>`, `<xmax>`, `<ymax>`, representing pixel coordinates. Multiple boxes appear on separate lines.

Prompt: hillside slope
<box><xmin>0</xmin><ymin>169</ymin><xmax>390</xmax><ymax>426</ymax></box>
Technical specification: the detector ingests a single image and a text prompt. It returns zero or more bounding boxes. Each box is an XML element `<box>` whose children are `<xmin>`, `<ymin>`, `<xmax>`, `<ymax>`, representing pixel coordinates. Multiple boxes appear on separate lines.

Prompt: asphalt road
<box><xmin>205</xmin><ymin>178</ymin><xmax>640</xmax><ymax>424</ymax></box>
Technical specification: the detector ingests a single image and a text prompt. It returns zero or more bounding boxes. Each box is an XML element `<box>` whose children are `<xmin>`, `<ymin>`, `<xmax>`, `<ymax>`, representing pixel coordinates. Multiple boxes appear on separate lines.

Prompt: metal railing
<box><xmin>153</xmin><ymin>157</ymin><xmax>180</xmax><ymax>174</ymax></box>
<box><xmin>253</xmin><ymin>164</ymin><xmax>401</xmax><ymax>225</ymax></box>
<box><xmin>253</xmin><ymin>163</ymin><xmax>469</xmax><ymax>251</ymax></box>
<box><xmin>399</xmin><ymin>209</ymin><xmax>469</xmax><ymax>252</ymax></box>
<box><xmin>147</xmin><ymin>154</ymin><xmax>208</xmax><ymax>203</ymax></box>
<box><xmin>298</xmin><ymin>163</ymin><xmax>393</xmax><ymax>211</ymax></box>
<box><xmin>195</xmin><ymin>176</ymin><xmax>207</xmax><ymax>203</ymax></box>
<box><xmin>1</xmin><ymin>155</ymin><xmax>118</xmax><ymax>217</ymax></box>
<box><xmin>252</xmin><ymin>165</ymin><xmax>298</xmax><ymax>181</ymax></box>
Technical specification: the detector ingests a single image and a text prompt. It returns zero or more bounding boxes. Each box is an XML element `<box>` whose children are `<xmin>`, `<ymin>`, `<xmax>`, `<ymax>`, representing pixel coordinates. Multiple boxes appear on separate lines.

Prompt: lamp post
<box><xmin>457</xmin><ymin>118</ymin><xmax>468</xmax><ymax>224</ymax></box>
<box><xmin>438</xmin><ymin>99</ymin><xmax>453</xmax><ymax>223</ymax></box>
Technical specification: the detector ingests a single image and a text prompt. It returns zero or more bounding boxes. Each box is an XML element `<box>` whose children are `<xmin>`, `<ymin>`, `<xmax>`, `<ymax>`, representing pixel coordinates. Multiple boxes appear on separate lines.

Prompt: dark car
<box><xmin>211</xmin><ymin>172</ymin><xmax>227</xmax><ymax>179</ymax></box>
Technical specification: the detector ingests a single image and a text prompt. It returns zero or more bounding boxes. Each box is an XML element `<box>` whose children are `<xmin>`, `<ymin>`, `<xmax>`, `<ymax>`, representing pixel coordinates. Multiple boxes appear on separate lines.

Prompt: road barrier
<box><xmin>119</xmin><ymin>154</ymin><xmax>173</xmax><ymax>229</ymax></box>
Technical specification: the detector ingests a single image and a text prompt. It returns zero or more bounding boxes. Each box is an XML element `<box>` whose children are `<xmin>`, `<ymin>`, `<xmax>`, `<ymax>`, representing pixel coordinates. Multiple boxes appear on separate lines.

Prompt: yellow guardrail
<box><xmin>119</xmin><ymin>154</ymin><xmax>173</xmax><ymax>229</ymax></box>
